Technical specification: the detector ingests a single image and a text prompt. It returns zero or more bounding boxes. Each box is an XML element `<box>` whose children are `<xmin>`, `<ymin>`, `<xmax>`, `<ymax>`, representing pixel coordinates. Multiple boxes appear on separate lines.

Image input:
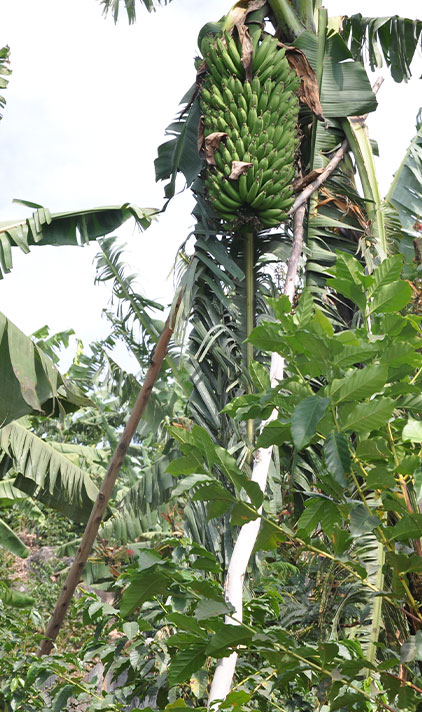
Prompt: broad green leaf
<box><xmin>366</xmin><ymin>467</ymin><xmax>396</xmax><ymax>490</ymax></box>
<box><xmin>195</xmin><ymin>599</ymin><xmax>231</xmax><ymax>621</ymax></box>
<box><xmin>248</xmin><ymin>323</ymin><xmax>283</xmax><ymax>353</ymax></box>
<box><xmin>249</xmin><ymin>360</ymin><xmax>270</xmax><ymax>391</ymax></box>
<box><xmin>136</xmin><ymin>550</ymin><xmax>164</xmax><ymax>571</ymax></box>
<box><xmin>120</xmin><ymin>569</ymin><xmax>170</xmax><ymax>617</ymax></box>
<box><xmin>206</xmin><ymin>624</ymin><xmax>253</xmax><ymax>658</ymax></box>
<box><xmin>171</xmin><ymin>474</ymin><xmax>213</xmax><ymax>496</ymax></box>
<box><xmin>256</xmin><ymin>421</ymin><xmax>291</xmax><ymax>448</ymax></box>
<box><xmin>254</xmin><ymin>519</ymin><xmax>286</xmax><ymax>552</ymax></box>
<box><xmin>323</xmin><ymin>432</ymin><xmax>350</xmax><ymax>487</ymax></box>
<box><xmin>369</xmin><ymin>281</ymin><xmax>413</xmax><ymax>314</ymax></box>
<box><xmin>53</xmin><ymin>684</ymin><xmax>76</xmax><ymax>712</ymax></box>
<box><xmin>267</xmin><ymin>295</ymin><xmax>292</xmax><ymax>320</ymax></box>
<box><xmin>167</xmin><ymin>646</ymin><xmax>207</xmax><ymax>687</ymax></box>
<box><xmin>385</xmin><ymin>513</ymin><xmax>422</xmax><ymax>542</ymax></box>
<box><xmin>123</xmin><ymin>622</ymin><xmax>139</xmax><ymax>640</ymax></box>
<box><xmin>329</xmin><ymin>365</ymin><xmax>388</xmax><ymax>405</ymax></box>
<box><xmin>355</xmin><ymin>437</ymin><xmax>391</xmax><ymax>461</ymax></box>
<box><xmin>349</xmin><ymin>505</ymin><xmax>380</xmax><ymax>537</ymax></box>
<box><xmin>0</xmin><ymin>518</ymin><xmax>29</xmax><ymax>557</ymax></box>
<box><xmin>231</xmin><ymin>501</ymin><xmax>259</xmax><ymax>526</ymax></box>
<box><xmin>291</xmin><ymin>396</ymin><xmax>329</xmax><ymax>449</ymax></box>
<box><xmin>167</xmin><ymin>613</ymin><xmax>205</xmax><ymax>636</ymax></box>
<box><xmin>326</xmin><ymin>277</ymin><xmax>366</xmax><ymax>312</ymax></box>
<box><xmin>402</xmin><ymin>419</ymin><xmax>422</xmax><ymax>442</ymax></box>
<box><xmin>370</xmin><ymin>255</ymin><xmax>404</xmax><ymax>291</ymax></box>
<box><xmin>166</xmin><ymin>456</ymin><xmax>207</xmax><ymax>477</ymax></box>
<box><xmin>312</xmin><ymin>307</ymin><xmax>334</xmax><ymax>336</ymax></box>
<box><xmin>294</xmin><ymin>289</ymin><xmax>314</xmax><ymax>326</ymax></box>
<box><xmin>190</xmin><ymin>670</ymin><xmax>209</xmax><ymax>699</ymax></box>
<box><xmin>340</xmin><ymin>398</ymin><xmax>395</xmax><ymax>432</ymax></box>
<box><xmin>297</xmin><ymin>498</ymin><xmax>342</xmax><ymax>536</ymax></box>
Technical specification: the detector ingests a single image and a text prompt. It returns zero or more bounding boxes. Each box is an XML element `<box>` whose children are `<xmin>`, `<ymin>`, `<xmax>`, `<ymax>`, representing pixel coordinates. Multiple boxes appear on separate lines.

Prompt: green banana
<box><xmin>200</xmin><ymin>26</ymin><xmax>300</xmax><ymax>227</ymax></box>
<box><xmin>224</xmin><ymin>32</ymin><xmax>243</xmax><ymax>74</ymax></box>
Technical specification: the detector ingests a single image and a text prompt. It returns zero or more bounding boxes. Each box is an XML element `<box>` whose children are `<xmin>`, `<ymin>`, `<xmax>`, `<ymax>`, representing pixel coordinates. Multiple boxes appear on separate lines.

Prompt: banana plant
<box><xmin>150</xmin><ymin>0</ymin><xmax>422</xmax><ymax>703</ymax></box>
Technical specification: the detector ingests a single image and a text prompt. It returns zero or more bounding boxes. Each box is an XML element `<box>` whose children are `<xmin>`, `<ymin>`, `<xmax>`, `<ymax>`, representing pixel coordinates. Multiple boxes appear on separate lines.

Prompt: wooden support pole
<box><xmin>38</xmin><ymin>293</ymin><xmax>182</xmax><ymax>656</ymax></box>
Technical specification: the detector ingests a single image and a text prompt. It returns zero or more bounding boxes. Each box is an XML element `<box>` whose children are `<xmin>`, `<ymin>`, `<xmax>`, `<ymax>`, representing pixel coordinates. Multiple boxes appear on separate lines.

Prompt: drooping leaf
<box><xmin>167</xmin><ymin>645</ymin><xmax>208</xmax><ymax>687</ymax></box>
<box><xmin>402</xmin><ymin>419</ymin><xmax>422</xmax><ymax>442</ymax></box>
<box><xmin>0</xmin><ymin>517</ymin><xmax>29</xmax><ymax>557</ymax></box>
<box><xmin>329</xmin><ymin>365</ymin><xmax>388</xmax><ymax>405</ymax></box>
<box><xmin>0</xmin><ymin>312</ymin><xmax>90</xmax><ymax>425</ymax></box>
<box><xmin>0</xmin><ymin>581</ymin><xmax>34</xmax><ymax>608</ymax></box>
<box><xmin>155</xmin><ymin>89</ymin><xmax>202</xmax><ymax>200</ymax></box>
<box><xmin>0</xmin><ymin>203</ymin><xmax>155</xmax><ymax>278</ymax></box>
<box><xmin>0</xmin><ymin>422</ymin><xmax>98</xmax><ymax>523</ymax></box>
<box><xmin>340</xmin><ymin>398</ymin><xmax>396</xmax><ymax>433</ymax></box>
<box><xmin>100</xmin><ymin>0</ymin><xmax>172</xmax><ymax>24</ymax></box>
<box><xmin>323</xmin><ymin>432</ymin><xmax>350</xmax><ymax>488</ymax></box>
<box><xmin>205</xmin><ymin>624</ymin><xmax>253</xmax><ymax>658</ymax></box>
<box><xmin>291</xmin><ymin>396</ymin><xmax>329</xmax><ymax>450</ymax></box>
<box><xmin>342</xmin><ymin>14</ymin><xmax>422</xmax><ymax>82</ymax></box>
<box><xmin>368</xmin><ymin>280</ymin><xmax>413</xmax><ymax>314</ymax></box>
<box><xmin>120</xmin><ymin>569</ymin><xmax>170</xmax><ymax>618</ymax></box>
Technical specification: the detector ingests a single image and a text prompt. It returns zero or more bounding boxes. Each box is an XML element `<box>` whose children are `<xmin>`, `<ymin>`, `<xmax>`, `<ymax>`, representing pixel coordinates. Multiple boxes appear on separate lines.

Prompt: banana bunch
<box><xmin>200</xmin><ymin>32</ymin><xmax>300</xmax><ymax>229</ymax></box>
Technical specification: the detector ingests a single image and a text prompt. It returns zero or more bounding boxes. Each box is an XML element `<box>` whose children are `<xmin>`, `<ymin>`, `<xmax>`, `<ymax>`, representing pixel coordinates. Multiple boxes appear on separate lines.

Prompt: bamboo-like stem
<box><xmin>207</xmin><ymin>205</ymin><xmax>306</xmax><ymax>708</ymax></box>
<box><xmin>37</xmin><ymin>291</ymin><xmax>182</xmax><ymax>656</ymax></box>
<box><xmin>246</xmin><ymin>231</ymin><xmax>255</xmax><ymax>448</ymax></box>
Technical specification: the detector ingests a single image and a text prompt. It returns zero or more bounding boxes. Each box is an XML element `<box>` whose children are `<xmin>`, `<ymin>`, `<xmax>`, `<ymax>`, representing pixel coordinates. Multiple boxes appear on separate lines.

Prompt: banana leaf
<box><xmin>155</xmin><ymin>85</ymin><xmax>202</xmax><ymax>200</ymax></box>
<box><xmin>342</xmin><ymin>14</ymin><xmax>422</xmax><ymax>83</ymax></box>
<box><xmin>0</xmin><ymin>312</ymin><xmax>90</xmax><ymax>425</ymax></box>
<box><xmin>0</xmin><ymin>202</ymin><xmax>156</xmax><ymax>278</ymax></box>
<box><xmin>100</xmin><ymin>0</ymin><xmax>172</xmax><ymax>24</ymax></box>
<box><xmin>0</xmin><ymin>517</ymin><xmax>29</xmax><ymax>557</ymax></box>
<box><xmin>387</xmin><ymin>111</ymin><xmax>422</xmax><ymax>233</ymax></box>
<box><xmin>0</xmin><ymin>422</ymin><xmax>99</xmax><ymax>523</ymax></box>
<box><xmin>294</xmin><ymin>30</ymin><xmax>377</xmax><ymax>117</ymax></box>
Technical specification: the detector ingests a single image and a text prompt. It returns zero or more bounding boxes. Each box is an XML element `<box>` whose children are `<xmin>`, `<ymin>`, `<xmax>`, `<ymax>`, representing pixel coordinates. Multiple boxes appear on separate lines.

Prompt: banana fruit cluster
<box><xmin>200</xmin><ymin>32</ymin><xmax>300</xmax><ymax>229</ymax></box>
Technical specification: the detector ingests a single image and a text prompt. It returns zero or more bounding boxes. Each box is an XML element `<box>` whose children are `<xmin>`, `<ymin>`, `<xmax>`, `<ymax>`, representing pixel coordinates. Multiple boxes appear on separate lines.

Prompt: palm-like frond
<box><xmin>341</xmin><ymin>14</ymin><xmax>422</xmax><ymax>83</ymax></box>
<box><xmin>0</xmin><ymin>202</ymin><xmax>156</xmax><ymax>278</ymax></box>
<box><xmin>0</xmin><ymin>421</ymin><xmax>99</xmax><ymax>523</ymax></box>
<box><xmin>100</xmin><ymin>0</ymin><xmax>172</xmax><ymax>24</ymax></box>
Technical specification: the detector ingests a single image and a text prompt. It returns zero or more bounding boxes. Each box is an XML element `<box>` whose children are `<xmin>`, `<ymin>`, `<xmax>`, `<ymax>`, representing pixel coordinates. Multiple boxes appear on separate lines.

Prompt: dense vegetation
<box><xmin>1</xmin><ymin>1</ymin><xmax>422</xmax><ymax>710</ymax></box>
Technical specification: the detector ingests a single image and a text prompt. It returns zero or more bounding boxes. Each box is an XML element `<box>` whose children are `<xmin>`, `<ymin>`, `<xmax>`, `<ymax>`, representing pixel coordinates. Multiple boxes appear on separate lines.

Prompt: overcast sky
<box><xmin>0</xmin><ymin>0</ymin><xmax>421</xmax><ymax>369</ymax></box>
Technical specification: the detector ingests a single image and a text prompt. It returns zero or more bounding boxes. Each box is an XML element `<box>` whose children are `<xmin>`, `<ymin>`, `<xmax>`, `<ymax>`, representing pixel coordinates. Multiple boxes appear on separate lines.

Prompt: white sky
<box><xmin>0</xmin><ymin>0</ymin><xmax>421</xmax><ymax>368</ymax></box>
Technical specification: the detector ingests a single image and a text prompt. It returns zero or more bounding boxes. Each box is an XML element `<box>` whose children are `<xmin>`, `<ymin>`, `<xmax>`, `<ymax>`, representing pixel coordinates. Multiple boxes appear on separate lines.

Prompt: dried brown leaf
<box><xmin>197</xmin><ymin>116</ymin><xmax>205</xmax><ymax>154</ymax></box>
<box><xmin>283</xmin><ymin>44</ymin><xmax>325</xmax><ymax>122</ymax></box>
<box><xmin>229</xmin><ymin>161</ymin><xmax>253</xmax><ymax>180</ymax></box>
<box><xmin>227</xmin><ymin>1</ymin><xmax>267</xmax><ymax>81</ymax></box>
<box><xmin>204</xmin><ymin>132</ymin><xmax>228</xmax><ymax>166</ymax></box>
